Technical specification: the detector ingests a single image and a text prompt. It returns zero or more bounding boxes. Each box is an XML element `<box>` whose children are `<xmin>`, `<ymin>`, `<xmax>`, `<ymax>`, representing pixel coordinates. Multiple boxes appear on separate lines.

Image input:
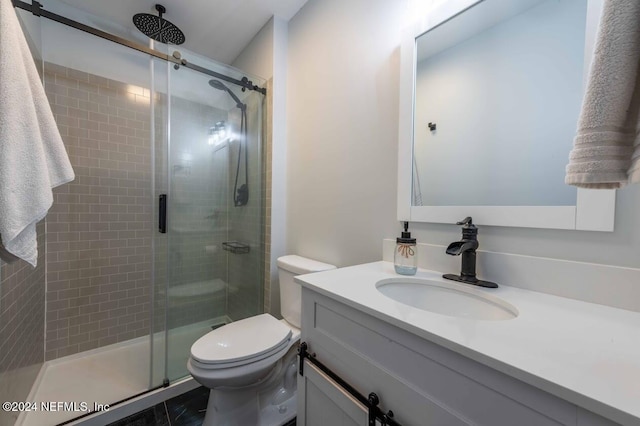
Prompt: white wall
<box><xmin>232</xmin><ymin>19</ymin><xmax>275</xmax><ymax>78</ymax></box>
<box><xmin>286</xmin><ymin>0</ymin><xmax>640</xmax><ymax>274</ymax></box>
<box><xmin>286</xmin><ymin>0</ymin><xmax>404</xmax><ymax>267</ymax></box>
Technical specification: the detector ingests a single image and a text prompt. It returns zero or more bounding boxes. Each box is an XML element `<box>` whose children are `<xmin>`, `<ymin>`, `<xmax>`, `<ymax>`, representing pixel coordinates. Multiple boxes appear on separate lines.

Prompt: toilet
<box><xmin>187</xmin><ymin>255</ymin><xmax>336</xmax><ymax>426</ymax></box>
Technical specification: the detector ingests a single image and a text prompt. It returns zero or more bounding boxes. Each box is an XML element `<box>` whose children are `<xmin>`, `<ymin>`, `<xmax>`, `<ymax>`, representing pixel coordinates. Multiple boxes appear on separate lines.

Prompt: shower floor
<box><xmin>18</xmin><ymin>318</ymin><xmax>223</xmax><ymax>426</ymax></box>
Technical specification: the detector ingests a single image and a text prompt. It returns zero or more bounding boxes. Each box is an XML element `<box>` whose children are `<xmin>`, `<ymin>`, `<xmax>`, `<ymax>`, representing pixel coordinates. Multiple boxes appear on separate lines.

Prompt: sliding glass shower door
<box><xmin>154</xmin><ymin>48</ymin><xmax>265</xmax><ymax>382</ymax></box>
<box><xmin>8</xmin><ymin>4</ymin><xmax>266</xmax><ymax>424</ymax></box>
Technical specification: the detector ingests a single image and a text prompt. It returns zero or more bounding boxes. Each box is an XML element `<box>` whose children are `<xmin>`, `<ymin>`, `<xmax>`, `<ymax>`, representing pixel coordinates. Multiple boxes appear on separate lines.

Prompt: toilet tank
<box><xmin>277</xmin><ymin>255</ymin><xmax>336</xmax><ymax>328</ymax></box>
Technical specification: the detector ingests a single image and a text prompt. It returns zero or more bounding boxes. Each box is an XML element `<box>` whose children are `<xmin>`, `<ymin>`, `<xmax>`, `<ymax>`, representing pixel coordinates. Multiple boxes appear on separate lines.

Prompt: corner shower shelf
<box><xmin>222</xmin><ymin>241</ymin><xmax>251</xmax><ymax>254</ymax></box>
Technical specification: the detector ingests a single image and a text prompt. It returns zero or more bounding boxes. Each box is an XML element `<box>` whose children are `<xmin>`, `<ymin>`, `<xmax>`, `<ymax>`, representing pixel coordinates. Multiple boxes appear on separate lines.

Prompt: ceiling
<box><xmin>51</xmin><ymin>0</ymin><xmax>308</xmax><ymax>64</ymax></box>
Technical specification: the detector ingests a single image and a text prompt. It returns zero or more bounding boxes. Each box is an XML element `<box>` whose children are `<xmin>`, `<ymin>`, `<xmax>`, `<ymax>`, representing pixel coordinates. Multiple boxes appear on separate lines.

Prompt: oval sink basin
<box><xmin>376</xmin><ymin>278</ymin><xmax>518</xmax><ymax>321</ymax></box>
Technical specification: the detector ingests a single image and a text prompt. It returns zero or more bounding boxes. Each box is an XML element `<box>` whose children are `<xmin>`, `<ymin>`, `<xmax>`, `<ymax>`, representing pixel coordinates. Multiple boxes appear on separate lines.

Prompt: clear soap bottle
<box><xmin>394</xmin><ymin>222</ymin><xmax>417</xmax><ymax>275</ymax></box>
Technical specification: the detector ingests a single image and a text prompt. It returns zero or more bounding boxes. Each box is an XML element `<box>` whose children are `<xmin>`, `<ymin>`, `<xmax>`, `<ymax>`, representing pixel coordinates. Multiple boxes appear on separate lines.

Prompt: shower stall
<box><xmin>0</xmin><ymin>2</ymin><xmax>267</xmax><ymax>425</ymax></box>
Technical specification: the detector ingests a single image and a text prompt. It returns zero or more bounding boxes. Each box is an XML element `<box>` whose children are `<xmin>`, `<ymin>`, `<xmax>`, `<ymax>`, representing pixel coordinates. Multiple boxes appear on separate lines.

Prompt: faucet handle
<box><xmin>456</xmin><ymin>217</ymin><xmax>473</xmax><ymax>226</ymax></box>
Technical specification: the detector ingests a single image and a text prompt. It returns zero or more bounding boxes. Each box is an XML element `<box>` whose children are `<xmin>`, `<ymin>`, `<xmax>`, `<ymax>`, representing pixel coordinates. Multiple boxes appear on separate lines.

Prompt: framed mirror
<box><xmin>397</xmin><ymin>0</ymin><xmax>615</xmax><ymax>231</ymax></box>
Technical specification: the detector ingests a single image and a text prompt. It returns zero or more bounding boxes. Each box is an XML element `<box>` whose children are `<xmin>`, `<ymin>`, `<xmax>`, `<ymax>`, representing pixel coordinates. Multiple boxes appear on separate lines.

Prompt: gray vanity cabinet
<box><xmin>297</xmin><ymin>287</ymin><xmax>620</xmax><ymax>426</ymax></box>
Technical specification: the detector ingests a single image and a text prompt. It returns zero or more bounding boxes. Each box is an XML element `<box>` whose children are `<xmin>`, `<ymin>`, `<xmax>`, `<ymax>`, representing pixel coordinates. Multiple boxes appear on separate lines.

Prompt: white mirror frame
<box><xmin>397</xmin><ymin>0</ymin><xmax>615</xmax><ymax>231</ymax></box>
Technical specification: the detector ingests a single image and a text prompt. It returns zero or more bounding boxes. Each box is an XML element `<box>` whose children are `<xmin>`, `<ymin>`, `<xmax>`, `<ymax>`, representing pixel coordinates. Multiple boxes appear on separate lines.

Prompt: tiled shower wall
<box><xmin>44</xmin><ymin>62</ymin><xmax>153</xmax><ymax>360</ymax></box>
<box><xmin>163</xmin><ymin>95</ymin><xmax>229</xmax><ymax>329</ymax></box>
<box><xmin>226</xmin><ymin>92</ymin><xmax>265</xmax><ymax>321</ymax></box>
<box><xmin>0</xmin><ymin>228</ymin><xmax>45</xmax><ymax>375</ymax></box>
<box><xmin>43</xmin><ymin>62</ymin><xmax>249</xmax><ymax>358</ymax></box>
<box><xmin>0</xmin><ymin>223</ymin><xmax>46</xmax><ymax>426</ymax></box>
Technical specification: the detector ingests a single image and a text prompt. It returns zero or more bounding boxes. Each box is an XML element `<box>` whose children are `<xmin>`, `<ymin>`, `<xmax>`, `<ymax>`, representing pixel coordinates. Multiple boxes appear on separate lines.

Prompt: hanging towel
<box><xmin>565</xmin><ymin>0</ymin><xmax>640</xmax><ymax>189</ymax></box>
<box><xmin>0</xmin><ymin>0</ymin><xmax>75</xmax><ymax>267</ymax></box>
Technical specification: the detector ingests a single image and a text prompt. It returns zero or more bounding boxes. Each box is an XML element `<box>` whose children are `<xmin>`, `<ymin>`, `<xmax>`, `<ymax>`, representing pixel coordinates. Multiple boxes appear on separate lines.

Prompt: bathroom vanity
<box><xmin>295</xmin><ymin>262</ymin><xmax>640</xmax><ymax>426</ymax></box>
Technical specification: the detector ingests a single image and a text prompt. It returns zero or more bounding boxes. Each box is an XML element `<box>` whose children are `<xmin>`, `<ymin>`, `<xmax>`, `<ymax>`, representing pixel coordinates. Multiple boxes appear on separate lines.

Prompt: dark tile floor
<box><xmin>107</xmin><ymin>387</ymin><xmax>207</xmax><ymax>426</ymax></box>
<box><xmin>165</xmin><ymin>386</ymin><xmax>209</xmax><ymax>426</ymax></box>
<box><xmin>107</xmin><ymin>386</ymin><xmax>297</xmax><ymax>426</ymax></box>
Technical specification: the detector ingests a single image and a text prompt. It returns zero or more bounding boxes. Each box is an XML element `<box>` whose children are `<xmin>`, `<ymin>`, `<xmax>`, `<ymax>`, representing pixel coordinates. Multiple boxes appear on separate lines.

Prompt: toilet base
<box><xmin>259</xmin><ymin>393</ymin><xmax>296</xmax><ymax>426</ymax></box>
<box><xmin>200</xmin><ymin>345</ymin><xmax>299</xmax><ymax>426</ymax></box>
<box><xmin>202</xmin><ymin>381</ymin><xmax>297</xmax><ymax>426</ymax></box>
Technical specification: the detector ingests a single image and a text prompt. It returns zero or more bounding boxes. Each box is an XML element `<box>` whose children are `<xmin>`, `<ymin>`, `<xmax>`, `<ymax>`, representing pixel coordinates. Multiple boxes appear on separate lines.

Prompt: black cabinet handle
<box><xmin>159</xmin><ymin>194</ymin><xmax>167</xmax><ymax>233</ymax></box>
<box><xmin>368</xmin><ymin>393</ymin><xmax>379</xmax><ymax>426</ymax></box>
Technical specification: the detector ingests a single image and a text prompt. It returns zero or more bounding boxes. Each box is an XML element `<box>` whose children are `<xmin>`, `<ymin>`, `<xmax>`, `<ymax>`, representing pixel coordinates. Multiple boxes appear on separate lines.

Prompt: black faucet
<box><xmin>443</xmin><ymin>217</ymin><xmax>498</xmax><ymax>288</ymax></box>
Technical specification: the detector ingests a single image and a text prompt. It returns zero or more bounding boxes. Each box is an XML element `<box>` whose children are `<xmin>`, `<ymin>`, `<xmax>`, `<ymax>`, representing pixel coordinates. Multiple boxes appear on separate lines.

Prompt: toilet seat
<box><xmin>187</xmin><ymin>334</ymin><xmax>299</xmax><ymax>389</ymax></box>
<box><xmin>191</xmin><ymin>314</ymin><xmax>293</xmax><ymax>369</ymax></box>
<box><xmin>191</xmin><ymin>338</ymin><xmax>292</xmax><ymax>370</ymax></box>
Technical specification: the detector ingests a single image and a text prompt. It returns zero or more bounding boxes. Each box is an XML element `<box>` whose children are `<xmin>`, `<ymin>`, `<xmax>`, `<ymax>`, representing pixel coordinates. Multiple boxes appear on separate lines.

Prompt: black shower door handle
<box><xmin>159</xmin><ymin>194</ymin><xmax>167</xmax><ymax>233</ymax></box>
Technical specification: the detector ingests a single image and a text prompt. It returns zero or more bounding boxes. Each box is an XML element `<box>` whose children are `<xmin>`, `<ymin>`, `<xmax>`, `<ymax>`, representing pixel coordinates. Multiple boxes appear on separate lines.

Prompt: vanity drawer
<box><xmin>301</xmin><ymin>288</ymin><xmax>618</xmax><ymax>426</ymax></box>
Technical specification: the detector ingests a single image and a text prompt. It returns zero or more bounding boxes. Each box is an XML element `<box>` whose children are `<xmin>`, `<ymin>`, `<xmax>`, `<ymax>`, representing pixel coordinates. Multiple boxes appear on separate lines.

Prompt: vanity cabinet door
<box><xmin>298</xmin><ymin>360</ymin><xmax>367</xmax><ymax>426</ymax></box>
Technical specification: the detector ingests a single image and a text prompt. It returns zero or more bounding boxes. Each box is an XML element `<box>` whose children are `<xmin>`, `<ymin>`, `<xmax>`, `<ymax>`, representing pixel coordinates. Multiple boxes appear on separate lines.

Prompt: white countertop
<box><xmin>296</xmin><ymin>261</ymin><xmax>640</xmax><ymax>426</ymax></box>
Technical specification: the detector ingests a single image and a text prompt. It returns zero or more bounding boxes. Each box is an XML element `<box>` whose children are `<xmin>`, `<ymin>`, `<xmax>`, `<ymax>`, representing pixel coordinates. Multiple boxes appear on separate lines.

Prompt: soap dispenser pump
<box><xmin>394</xmin><ymin>222</ymin><xmax>417</xmax><ymax>275</ymax></box>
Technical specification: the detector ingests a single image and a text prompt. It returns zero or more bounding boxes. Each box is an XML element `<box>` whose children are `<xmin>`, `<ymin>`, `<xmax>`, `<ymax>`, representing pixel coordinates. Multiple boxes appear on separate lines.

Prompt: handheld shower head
<box><xmin>208</xmin><ymin>80</ymin><xmax>226</xmax><ymax>91</ymax></box>
<box><xmin>209</xmin><ymin>79</ymin><xmax>245</xmax><ymax>110</ymax></box>
<box><xmin>209</xmin><ymin>79</ymin><xmax>249</xmax><ymax>207</ymax></box>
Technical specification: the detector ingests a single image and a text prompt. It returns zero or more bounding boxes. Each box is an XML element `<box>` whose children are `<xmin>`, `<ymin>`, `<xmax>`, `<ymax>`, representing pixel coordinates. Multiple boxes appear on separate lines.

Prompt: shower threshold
<box><xmin>16</xmin><ymin>317</ymin><xmax>227</xmax><ymax>426</ymax></box>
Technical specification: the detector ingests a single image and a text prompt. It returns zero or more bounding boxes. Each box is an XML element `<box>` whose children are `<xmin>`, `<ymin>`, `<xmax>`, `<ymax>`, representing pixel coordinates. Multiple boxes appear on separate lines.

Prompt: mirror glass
<box><xmin>412</xmin><ymin>0</ymin><xmax>587</xmax><ymax>207</ymax></box>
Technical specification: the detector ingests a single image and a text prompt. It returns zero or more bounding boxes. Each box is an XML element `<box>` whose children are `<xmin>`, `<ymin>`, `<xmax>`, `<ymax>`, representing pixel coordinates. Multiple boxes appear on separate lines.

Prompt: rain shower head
<box><xmin>209</xmin><ymin>79</ymin><xmax>245</xmax><ymax>110</ymax></box>
<box><xmin>133</xmin><ymin>4</ymin><xmax>185</xmax><ymax>45</ymax></box>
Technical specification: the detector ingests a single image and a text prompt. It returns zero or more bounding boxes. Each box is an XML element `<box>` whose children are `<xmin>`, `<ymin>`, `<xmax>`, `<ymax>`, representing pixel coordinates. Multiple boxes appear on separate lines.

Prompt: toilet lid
<box><xmin>191</xmin><ymin>314</ymin><xmax>292</xmax><ymax>365</ymax></box>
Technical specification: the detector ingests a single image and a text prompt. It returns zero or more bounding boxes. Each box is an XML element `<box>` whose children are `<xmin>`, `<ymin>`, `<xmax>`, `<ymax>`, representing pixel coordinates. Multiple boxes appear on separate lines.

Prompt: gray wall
<box><xmin>286</xmin><ymin>0</ymin><xmax>640</xmax><ymax>277</ymax></box>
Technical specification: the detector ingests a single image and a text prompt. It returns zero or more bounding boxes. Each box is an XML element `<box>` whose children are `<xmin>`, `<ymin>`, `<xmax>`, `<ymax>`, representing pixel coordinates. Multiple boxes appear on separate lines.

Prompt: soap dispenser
<box><xmin>394</xmin><ymin>222</ymin><xmax>417</xmax><ymax>275</ymax></box>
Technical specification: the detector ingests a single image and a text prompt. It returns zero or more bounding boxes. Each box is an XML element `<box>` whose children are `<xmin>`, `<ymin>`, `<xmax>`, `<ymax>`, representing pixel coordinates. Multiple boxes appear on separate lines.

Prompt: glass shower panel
<box><xmin>151</xmin><ymin>56</ymin><xmax>169</xmax><ymax>388</ymax></box>
<box><xmin>164</xmin><ymin>48</ymin><xmax>265</xmax><ymax>381</ymax></box>
<box><xmin>225</xmin><ymin>77</ymin><xmax>266</xmax><ymax>322</ymax></box>
<box><xmin>36</xmin><ymin>14</ymin><xmax>155</xmax><ymax>424</ymax></box>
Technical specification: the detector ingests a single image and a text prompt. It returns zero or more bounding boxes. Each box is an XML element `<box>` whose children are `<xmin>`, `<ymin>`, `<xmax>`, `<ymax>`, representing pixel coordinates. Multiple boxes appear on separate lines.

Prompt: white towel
<box><xmin>565</xmin><ymin>0</ymin><xmax>640</xmax><ymax>189</ymax></box>
<box><xmin>0</xmin><ymin>0</ymin><xmax>75</xmax><ymax>267</ymax></box>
